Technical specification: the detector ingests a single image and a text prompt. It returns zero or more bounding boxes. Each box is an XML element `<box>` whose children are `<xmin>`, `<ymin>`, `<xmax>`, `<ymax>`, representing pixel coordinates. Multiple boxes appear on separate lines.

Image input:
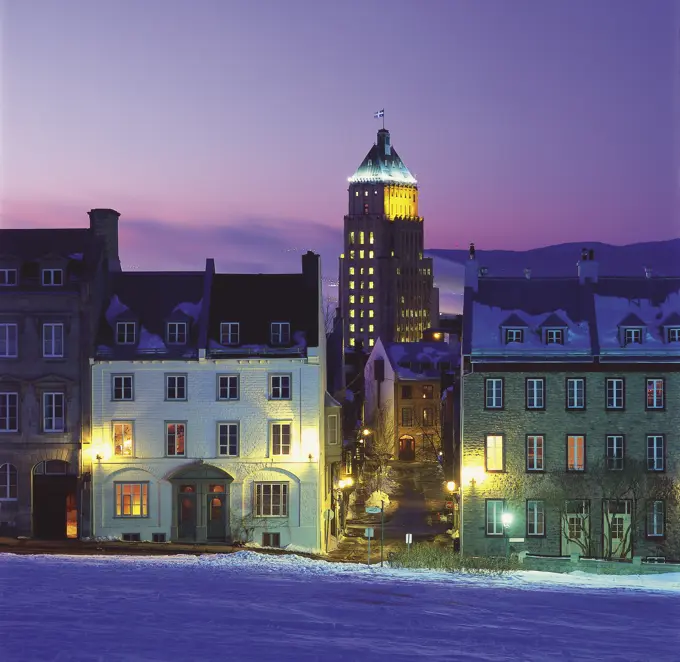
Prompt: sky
<box><xmin>0</xmin><ymin>0</ymin><xmax>678</xmax><ymax>280</ymax></box>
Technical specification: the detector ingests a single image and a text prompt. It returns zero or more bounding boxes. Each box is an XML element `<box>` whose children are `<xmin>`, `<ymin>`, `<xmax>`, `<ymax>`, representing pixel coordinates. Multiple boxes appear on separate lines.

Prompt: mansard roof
<box><xmin>348</xmin><ymin>129</ymin><xmax>417</xmax><ymax>185</ymax></box>
<box><xmin>463</xmin><ymin>274</ymin><xmax>680</xmax><ymax>362</ymax></box>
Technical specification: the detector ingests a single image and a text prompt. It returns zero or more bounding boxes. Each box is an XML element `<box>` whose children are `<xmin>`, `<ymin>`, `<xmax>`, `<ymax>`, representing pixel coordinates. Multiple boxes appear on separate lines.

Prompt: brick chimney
<box><xmin>88</xmin><ymin>208</ymin><xmax>121</xmax><ymax>271</ymax></box>
<box><xmin>465</xmin><ymin>242</ymin><xmax>479</xmax><ymax>292</ymax></box>
<box><xmin>577</xmin><ymin>247</ymin><xmax>598</xmax><ymax>284</ymax></box>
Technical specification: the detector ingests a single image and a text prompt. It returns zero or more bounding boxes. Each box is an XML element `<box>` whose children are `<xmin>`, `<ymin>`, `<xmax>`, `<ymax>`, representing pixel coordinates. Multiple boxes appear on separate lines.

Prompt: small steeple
<box><xmin>377</xmin><ymin>129</ymin><xmax>391</xmax><ymax>156</ymax></box>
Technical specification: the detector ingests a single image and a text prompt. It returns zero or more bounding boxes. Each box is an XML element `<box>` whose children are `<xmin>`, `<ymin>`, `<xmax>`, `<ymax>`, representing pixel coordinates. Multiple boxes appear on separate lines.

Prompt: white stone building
<box><xmin>89</xmin><ymin>252</ymin><xmax>329</xmax><ymax>551</ymax></box>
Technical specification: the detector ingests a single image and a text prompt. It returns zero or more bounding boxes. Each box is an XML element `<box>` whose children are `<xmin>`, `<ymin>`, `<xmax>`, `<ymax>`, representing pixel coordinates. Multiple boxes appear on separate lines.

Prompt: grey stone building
<box><xmin>0</xmin><ymin>209</ymin><xmax>118</xmax><ymax>538</ymax></box>
<box><xmin>339</xmin><ymin>128</ymin><xmax>436</xmax><ymax>352</ymax></box>
<box><xmin>460</xmin><ymin>245</ymin><xmax>680</xmax><ymax>560</ymax></box>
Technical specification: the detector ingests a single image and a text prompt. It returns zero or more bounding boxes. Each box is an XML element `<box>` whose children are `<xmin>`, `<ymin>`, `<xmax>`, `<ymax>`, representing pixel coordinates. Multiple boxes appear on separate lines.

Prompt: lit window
<box><xmin>368</xmin><ymin>324</ymin><xmax>374</xmax><ymax>332</ymax></box>
<box><xmin>368</xmin><ymin>310</ymin><xmax>374</xmax><ymax>318</ymax></box>
<box><xmin>354</xmin><ymin>192</ymin><xmax>359</xmax><ymax>197</ymax></box>
<box><xmin>349</xmin><ymin>295</ymin><xmax>355</xmax><ymax>304</ymax></box>
<box><xmin>646</xmin><ymin>379</ymin><xmax>664</xmax><ymax>409</ymax></box>
<box><xmin>369</xmin><ymin>251</ymin><xmax>374</xmax><ymax>258</ymax></box>
<box><xmin>115</xmin><ymin>483</ymin><xmax>148</xmax><ymax>517</ymax></box>
<box><xmin>359</xmin><ymin>231</ymin><xmax>365</xmax><ymax>244</ymax></box>
<box><xmin>359</xmin><ymin>250</ymin><xmax>365</xmax><ymax>259</ymax></box>
<box><xmin>364</xmin><ymin>190</ymin><xmax>368</xmax><ymax>197</ymax></box>
<box><xmin>369</xmin><ymin>338</ymin><xmax>375</xmax><ymax>346</ymax></box>
<box><xmin>349</xmin><ymin>250</ymin><xmax>355</xmax><ymax>259</ymax></box>
<box><xmin>349</xmin><ymin>281</ymin><xmax>355</xmax><ymax>290</ymax></box>
<box><xmin>349</xmin><ymin>309</ymin><xmax>355</xmax><ymax>318</ymax></box>
<box><xmin>369</xmin><ymin>296</ymin><xmax>374</xmax><ymax>303</ymax></box>
<box><xmin>360</xmin><ymin>268</ymin><xmax>364</xmax><ymax>275</ymax></box>
<box><xmin>166</xmin><ymin>422</ymin><xmax>186</xmax><ymax>456</ymax></box>
<box><xmin>567</xmin><ymin>435</ymin><xmax>585</xmax><ymax>471</ymax></box>
<box><xmin>485</xmin><ymin>435</ymin><xmax>504</xmax><ymax>471</ymax></box>
<box><xmin>113</xmin><ymin>422</ymin><xmax>134</xmax><ymax>456</ymax></box>
<box><xmin>369</xmin><ymin>232</ymin><xmax>374</xmax><ymax>244</ymax></box>
<box><xmin>349</xmin><ymin>324</ymin><xmax>355</xmax><ymax>332</ymax></box>
<box><xmin>368</xmin><ymin>282</ymin><xmax>374</xmax><ymax>289</ymax></box>
<box><xmin>368</xmin><ymin>267</ymin><xmax>374</xmax><ymax>275</ymax></box>
<box><xmin>349</xmin><ymin>231</ymin><xmax>355</xmax><ymax>244</ymax></box>
<box><xmin>349</xmin><ymin>337</ymin><xmax>355</xmax><ymax>347</ymax></box>
<box><xmin>349</xmin><ymin>267</ymin><xmax>355</xmax><ymax>275</ymax></box>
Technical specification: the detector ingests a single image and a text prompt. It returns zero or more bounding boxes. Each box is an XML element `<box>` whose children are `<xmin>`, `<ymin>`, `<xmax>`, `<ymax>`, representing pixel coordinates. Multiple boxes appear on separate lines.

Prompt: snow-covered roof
<box><xmin>348</xmin><ymin>129</ymin><xmax>417</xmax><ymax>185</ymax></box>
<box><xmin>385</xmin><ymin>341</ymin><xmax>460</xmax><ymax>380</ymax></box>
<box><xmin>463</xmin><ymin>275</ymin><xmax>680</xmax><ymax>362</ymax></box>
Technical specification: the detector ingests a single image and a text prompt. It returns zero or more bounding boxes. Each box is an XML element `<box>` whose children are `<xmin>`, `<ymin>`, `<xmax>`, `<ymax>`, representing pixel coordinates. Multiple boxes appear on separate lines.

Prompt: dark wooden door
<box><xmin>178</xmin><ymin>492</ymin><xmax>197</xmax><ymax>540</ymax></box>
<box><xmin>33</xmin><ymin>475</ymin><xmax>77</xmax><ymax>540</ymax></box>
<box><xmin>207</xmin><ymin>494</ymin><xmax>227</xmax><ymax>540</ymax></box>
<box><xmin>398</xmin><ymin>437</ymin><xmax>416</xmax><ymax>462</ymax></box>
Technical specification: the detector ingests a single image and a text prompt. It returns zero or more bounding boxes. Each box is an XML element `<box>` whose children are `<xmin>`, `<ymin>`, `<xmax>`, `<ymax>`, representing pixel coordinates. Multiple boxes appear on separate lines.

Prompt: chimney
<box><xmin>577</xmin><ymin>247</ymin><xmax>599</xmax><ymax>284</ymax></box>
<box><xmin>465</xmin><ymin>243</ymin><xmax>479</xmax><ymax>292</ymax></box>
<box><xmin>88</xmin><ymin>208</ymin><xmax>121</xmax><ymax>271</ymax></box>
<box><xmin>644</xmin><ymin>266</ymin><xmax>653</xmax><ymax>279</ymax></box>
<box><xmin>377</xmin><ymin>128</ymin><xmax>391</xmax><ymax>156</ymax></box>
<box><xmin>524</xmin><ymin>268</ymin><xmax>531</xmax><ymax>279</ymax></box>
<box><xmin>301</xmin><ymin>250</ymin><xmax>320</xmax><ymax>291</ymax></box>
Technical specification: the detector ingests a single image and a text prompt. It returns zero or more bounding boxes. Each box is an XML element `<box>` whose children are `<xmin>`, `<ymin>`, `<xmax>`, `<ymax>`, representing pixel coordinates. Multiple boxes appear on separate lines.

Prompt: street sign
<box><xmin>445</xmin><ymin>501</ymin><xmax>454</xmax><ymax>509</ymax></box>
<box><xmin>509</xmin><ymin>537</ymin><xmax>525</xmax><ymax>543</ymax></box>
<box><xmin>405</xmin><ymin>533</ymin><xmax>413</xmax><ymax>544</ymax></box>
<box><xmin>365</xmin><ymin>527</ymin><xmax>374</xmax><ymax>538</ymax></box>
<box><xmin>365</xmin><ymin>506</ymin><xmax>381</xmax><ymax>514</ymax></box>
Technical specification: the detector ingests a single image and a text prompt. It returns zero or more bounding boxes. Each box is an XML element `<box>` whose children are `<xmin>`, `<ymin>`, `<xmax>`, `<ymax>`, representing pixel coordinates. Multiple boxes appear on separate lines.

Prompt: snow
<box><xmin>173</xmin><ymin>299</ymin><xmax>203</xmax><ymax>321</ymax></box>
<box><xmin>68</xmin><ymin>252</ymin><xmax>84</xmax><ymax>260</ymax></box>
<box><xmin>104</xmin><ymin>294</ymin><xmax>130</xmax><ymax>325</ymax></box>
<box><xmin>137</xmin><ymin>327</ymin><xmax>167</xmax><ymax>352</ymax></box>
<box><xmin>0</xmin><ymin>552</ymin><xmax>678</xmax><ymax>661</ymax></box>
<box><xmin>594</xmin><ymin>290</ymin><xmax>680</xmax><ymax>356</ymax></box>
<box><xmin>472</xmin><ymin>304</ymin><xmax>591</xmax><ymax>356</ymax></box>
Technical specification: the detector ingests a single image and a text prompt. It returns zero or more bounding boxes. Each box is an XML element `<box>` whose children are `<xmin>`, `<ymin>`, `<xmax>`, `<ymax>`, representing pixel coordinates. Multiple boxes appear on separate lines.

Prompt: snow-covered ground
<box><xmin>0</xmin><ymin>551</ymin><xmax>678</xmax><ymax>661</ymax></box>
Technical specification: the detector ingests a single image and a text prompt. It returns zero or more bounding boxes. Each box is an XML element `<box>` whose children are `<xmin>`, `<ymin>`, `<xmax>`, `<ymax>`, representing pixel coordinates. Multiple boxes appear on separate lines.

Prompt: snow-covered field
<box><xmin>0</xmin><ymin>552</ymin><xmax>678</xmax><ymax>661</ymax></box>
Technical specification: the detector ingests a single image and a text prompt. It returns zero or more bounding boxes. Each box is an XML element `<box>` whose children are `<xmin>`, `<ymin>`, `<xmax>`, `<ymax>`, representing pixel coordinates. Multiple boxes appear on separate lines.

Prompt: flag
<box><xmin>374</xmin><ymin>109</ymin><xmax>384</xmax><ymax>119</ymax></box>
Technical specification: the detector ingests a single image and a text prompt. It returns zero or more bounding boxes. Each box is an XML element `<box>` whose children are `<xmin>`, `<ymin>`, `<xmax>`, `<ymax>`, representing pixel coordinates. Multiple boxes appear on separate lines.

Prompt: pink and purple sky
<box><xmin>1</xmin><ymin>0</ymin><xmax>678</xmax><ymax>278</ymax></box>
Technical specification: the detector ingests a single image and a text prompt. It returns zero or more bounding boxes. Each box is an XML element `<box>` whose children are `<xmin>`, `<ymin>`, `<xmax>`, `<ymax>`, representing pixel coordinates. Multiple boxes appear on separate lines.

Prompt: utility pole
<box><xmin>380</xmin><ymin>499</ymin><xmax>385</xmax><ymax>567</ymax></box>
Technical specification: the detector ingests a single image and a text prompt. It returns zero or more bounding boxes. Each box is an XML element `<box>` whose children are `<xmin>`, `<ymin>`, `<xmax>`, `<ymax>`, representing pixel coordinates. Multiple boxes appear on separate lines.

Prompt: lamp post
<box><xmin>336</xmin><ymin>477</ymin><xmax>354</xmax><ymax>536</ymax></box>
<box><xmin>501</xmin><ymin>512</ymin><xmax>513</xmax><ymax>560</ymax></box>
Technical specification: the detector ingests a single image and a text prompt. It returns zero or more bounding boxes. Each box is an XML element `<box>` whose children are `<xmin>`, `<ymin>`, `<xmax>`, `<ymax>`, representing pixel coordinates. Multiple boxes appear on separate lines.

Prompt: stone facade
<box><xmin>461</xmin><ymin>367</ymin><xmax>680</xmax><ymax>558</ymax></box>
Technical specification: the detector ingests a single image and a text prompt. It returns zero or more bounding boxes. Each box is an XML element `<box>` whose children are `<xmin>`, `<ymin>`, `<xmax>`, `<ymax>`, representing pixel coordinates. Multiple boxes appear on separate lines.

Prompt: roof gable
<box><xmin>539</xmin><ymin>313</ymin><xmax>568</xmax><ymax>328</ymax></box>
<box><xmin>617</xmin><ymin>312</ymin><xmax>646</xmax><ymax>327</ymax></box>
<box><xmin>500</xmin><ymin>313</ymin><xmax>528</xmax><ymax>328</ymax></box>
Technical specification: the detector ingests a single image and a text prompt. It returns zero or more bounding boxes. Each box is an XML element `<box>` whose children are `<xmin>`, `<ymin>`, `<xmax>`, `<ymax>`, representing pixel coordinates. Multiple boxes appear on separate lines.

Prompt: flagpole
<box><xmin>383</xmin><ymin>109</ymin><xmax>385</xmax><ymax>130</ymax></box>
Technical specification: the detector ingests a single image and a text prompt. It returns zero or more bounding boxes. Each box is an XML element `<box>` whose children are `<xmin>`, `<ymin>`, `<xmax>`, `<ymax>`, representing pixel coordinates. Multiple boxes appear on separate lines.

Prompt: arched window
<box><xmin>0</xmin><ymin>464</ymin><xmax>17</xmax><ymax>500</ymax></box>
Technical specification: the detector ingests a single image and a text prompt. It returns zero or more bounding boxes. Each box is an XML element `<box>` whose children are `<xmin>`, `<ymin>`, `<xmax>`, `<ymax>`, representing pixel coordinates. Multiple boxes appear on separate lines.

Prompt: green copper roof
<box><xmin>348</xmin><ymin>129</ymin><xmax>417</xmax><ymax>185</ymax></box>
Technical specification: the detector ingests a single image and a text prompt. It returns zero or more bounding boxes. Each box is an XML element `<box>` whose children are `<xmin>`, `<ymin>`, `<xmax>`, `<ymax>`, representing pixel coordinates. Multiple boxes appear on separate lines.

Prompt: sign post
<box><xmin>405</xmin><ymin>532</ymin><xmax>413</xmax><ymax>554</ymax></box>
<box><xmin>380</xmin><ymin>500</ymin><xmax>385</xmax><ymax>567</ymax></box>
<box><xmin>365</xmin><ymin>527</ymin><xmax>374</xmax><ymax>566</ymax></box>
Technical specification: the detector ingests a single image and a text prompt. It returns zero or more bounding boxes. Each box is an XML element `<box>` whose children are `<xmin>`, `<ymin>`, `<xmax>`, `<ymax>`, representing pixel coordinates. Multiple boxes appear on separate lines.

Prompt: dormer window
<box><xmin>0</xmin><ymin>269</ymin><xmax>17</xmax><ymax>286</ymax></box>
<box><xmin>667</xmin><ymin>327</ymin><xmax>680</xmax><ymax>343</ymax></box>
<box><xmin>41</xmin><ymin>269</ymin><xmax>63</xmax><ymax>287</ymax></box>
<box><xmin>545</xmin><ymin>329</ymin><xmax>564</xmax><ymax>345</ymax></box>
<box><xmin>623</xmin><ymin>328</ymin><xmax>643</xmax><ymax>345</ymax></box>
<box><xmin>116</xmin><ymin>322</ymin><xmax>136</xmax><ymax>345</ymax></box>
<box><xmin>505</xmin><ymin>328</ymin><xmax>524</xmax><ymax>344</ymax></box>
<box><xmin>167</xmin><ymin>322</ymin><xmax>187</xmax><ymax>345</ymax></box>
<box><xmin>271</xmin><ymin>322</ymin><xmax>290</xmax><ymax>345</ymax></box>
<box><xmin>220</xmin><ymin>322</ymin><xmax>239</xmax><ymax>345</ymax></box>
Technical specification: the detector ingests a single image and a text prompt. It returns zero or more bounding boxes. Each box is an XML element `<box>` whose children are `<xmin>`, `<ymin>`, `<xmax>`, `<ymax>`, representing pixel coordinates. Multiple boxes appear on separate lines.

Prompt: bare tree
<box><xmin>323</xmin><ymin>296</ymin><xmax>338</xmax><ymax>336</ymax></box>
<box><xmin>412</xmin><ymin>399</ymin><xmax>445</xmax><ymax>463</ymax></box>
<box><xmin>365</xmin><ymin>402</ymin><xmax>397</xmax><ymax>492</ymax></box>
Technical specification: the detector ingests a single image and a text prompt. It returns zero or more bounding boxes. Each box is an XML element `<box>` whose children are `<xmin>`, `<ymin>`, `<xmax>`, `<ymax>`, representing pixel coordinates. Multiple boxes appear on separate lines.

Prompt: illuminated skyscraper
<box><xmin>339</xmin><ymin>128</ymin><xmax>435</xmax><ymax>351</ymax></box>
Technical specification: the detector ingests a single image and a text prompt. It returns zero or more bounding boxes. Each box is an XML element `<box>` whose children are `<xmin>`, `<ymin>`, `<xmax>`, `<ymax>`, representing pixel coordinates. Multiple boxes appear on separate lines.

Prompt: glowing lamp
<box><xmin>446</xmin><ymin>481</ymin><xmax>456</xmax><ymax>493</ymax></box>
<box><xmin>501</xmin><ymin>513</ymin><xmax>513</xmax><ymax>527</ymax></box>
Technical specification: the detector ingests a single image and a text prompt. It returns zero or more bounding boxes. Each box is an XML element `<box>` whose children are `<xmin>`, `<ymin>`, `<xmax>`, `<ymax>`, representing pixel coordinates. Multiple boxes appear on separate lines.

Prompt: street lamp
<box><xmin>501</xmin><ymin>512</ymin><xmax>513</xmax><ymax>559</ymax></box>
<box><xmin>446</xmin><ymin>480</ymin><xmax>456</xmax><ymax>493</ymax></box>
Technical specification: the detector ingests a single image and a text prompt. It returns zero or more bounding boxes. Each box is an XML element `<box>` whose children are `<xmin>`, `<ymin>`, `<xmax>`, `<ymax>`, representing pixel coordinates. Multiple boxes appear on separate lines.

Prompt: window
<box><xmin>401</xmin><ymin>407</ymin><xmax>414</xmax><ymax>427</ymax></box>
<box><xmin>349</xmin><ymin>250</ymin><xmax>355</xmax><ymax>260</ymax></box>
<box><xmin>41</xmin><ymin>269</ymin><xmax>63</xmax><ymax>286</ymax></box>
<box><xmin>167</xmin><ymin>322</ymin><xmax>187</xmax><ymax>344</ymax></box>
<box><xmin>0</xmin><ymin>463</ymin><xmax>17</xmax><ymax>500</ymax></box>
<box><xmin>401</xmin><ymin>385</ymin><xmax>412</xmax><ymax>399</ymax></box>
<box><xmin>272</xmin><ymin>423</ymin><xmax>291</xmax><ymax>456</ymax></box>
<box><xmin>166</xmin><ymin>375</ymin><xmax>187</xmax><ymax>400</ymax></box>
<box><xmin>255</xmin><ymin>483</ymin><xmax>288</xmax><ymax>517</ymax></box>
<box><xmin>115</xmin><ymin>483</ymin><xmax>148</xmax><ymax>517</ymax></box>
<box><xmin>349</xmin><ymin>267</ymin><xmax>355</xmax><ymax>275</ymax></box>
<box><xmin>505</xmin><ymin>328</ymin><xmax>524</xmax><ymax>343</ymax></box>
<box><xmin>606</xmin><ymin>435</ymin><xmax>624</xmax><ymax>470</ymax></box>
<box><xmin>368</xmin><ymin>281</ymin><xmax>374</xmax><ymax>289</ymax></box>
<box><xmin>485</xmin><ymin>379</ymin><xmax>503</xmax><ymax>409</ymax></box>
<box><xmin>369</xmin><ymin>296</ymin><xmax>374</xmax><ymax>304</ymax></box>
<box><xmin>42</xmin><ymin>323</ymin><xmax>64</xmax><ymax>358</ymax></box>
<box><xmin>605</xmin><ymin>378</ymin><xmax>624</xmax><ymax>409</ymax></box>
<box><xmin>0</xmin><ymin>323</ymin><xmax>18</xmax><ymax>358</ymax></box>
<box><xmin>422</xmin><ymin>407</ymin><xmax>434</xmax><ymax>426</ymax></box>
<box><xmin>527</xmin><ymin>500</ymin><xmax>545</xmax><ymax>536</ymax></box>
<box><xmin>647</xmin><ymin>435</ymin><xmax>664</xmax><ymax>471</ymax></box>
<box><xmin>546</xmin><ymin>329</ymin><xmax>564</xmax><ymax>345</ymax></box>
<box><xmin>262</xmin><ymin>532</ymin><xmax>281</xmax><ymax>547</ymax></box>
<box><xmin>270</xmin><ymin>374</ymin><xmax>291</xmax><ymax>400</ymax></box>
<box><xmin>368</xmin><ymin>251</ymin><xmax>374</xmax><ymax>258</ymax></box>
<box><xmin>668</xmin><ymin>327</ymin><xmax>680</xmax><ymax>343</ymax></box>
<box><xmin>486</xmin><ymin>500</ymin><xmax>504</xmax><ymax>536</ymax></box>
<box><xmin>112</xmin><ymin>375</ymin><xmax>133</xmax><ymax>401</ymax></box>
<box><xmin>646</xmin><ymin>379</ymin><xmax>664</xmax><ymax>409</ymax></box>
<box><xmin>217</xmin><ymin>375</ymin><xmax>239</xmax><ymax>400</ymax></box>
<box><xmin>526</xmin><ymin>435</ymin><xmax>544</xmax><ymax>471</ymax></box>
<box><xmin>0</xmin><ymin>269</ymin><xmax>17</xmax><ymax>286</ymax></box>
<box><xmin>566</xmin><ymin>378</ymin><xmax>585</xmax><ymax>409</ymax></box>
<box><xmin>327</xmin><ymin>414</ymin><xmax>339</xmax><ymax>445</ymax></box>
<box><xmin>421</xmin><ymin>385</ymin><xmax>433</xmax><ymax>399</ymax></box>
<box><xmin>0</xmin><ymin>393</ymin><xmax>18</xmax><ymax>432</ymax></box>
<box><xmin>220</xmin><ymin>322</ymin><xmax>239</xmax><ymax>345</ymax></box>
<box><xmin>116</xmin><ymin>322</ymin><xmax>136</xmax><ymax>345</ymax></box>
<box><xmin>646</xmin><ymin>501</ymin><xmax>665</xmax><ymax>537</ymax></box>
<box><xmin>368</xmin><ymin>310</ymin><xmax>374</xmax><ymax>318</ymax></box>
<box><xmin>113</xmin><ymin>422</ymin><xmax>134</xmax><ymax>456</ymax></box>
<box><xmin>369</xmin><ymin>232</ymin><xmax>374</xmax><ymax>244</ymax></box>
<box><xmin>43</xmin><ymin>393</ymin><xmax>65</xmax><ymax>432</ymax></box>
<box><xmin>623</xmin><ymin>327</ymin><xmax>643</xmax><ymax>345</ymax></box>
<box><xmin>526</xmin><ymin>378</ymin><xmax>545</xmax><ymax>409</ymax></box>
<box><xmin>485</xmin><ymin>435</ymin><xmax>504</xmax><ymax>471</ymax></box>
<box><xmin>166</xmin><ymin>423</ymin><xmax>186</xmax><ymax>456</ymax></box>
<box><xmin>567</xmin><ymin>435</ymin><xmax>585</xmax><ymax>471</ymax></box>
<box><xmin>218</xmin><ymin>422</ymin><xmax>239</xmax><ymax>456</ymax></box>
<box><xmin>271</xmin><ymin>322</ymin><xmax>291</xmax><ymax>345</ymax></box>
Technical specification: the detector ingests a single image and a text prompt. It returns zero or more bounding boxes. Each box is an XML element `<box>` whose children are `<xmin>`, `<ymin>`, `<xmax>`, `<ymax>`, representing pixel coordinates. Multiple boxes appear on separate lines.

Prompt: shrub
<box><xmin>389</xmin><ymin>543</ymin><xmax>520</xmax><ymax>576</ymax></box>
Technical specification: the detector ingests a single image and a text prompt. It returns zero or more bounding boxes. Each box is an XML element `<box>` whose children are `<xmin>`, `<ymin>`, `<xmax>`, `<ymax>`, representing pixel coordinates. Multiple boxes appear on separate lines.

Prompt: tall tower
<box><xmin>339</xmin><ymin>128</ymin><xmax>434</xmax><ymax>351</ymax></box>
